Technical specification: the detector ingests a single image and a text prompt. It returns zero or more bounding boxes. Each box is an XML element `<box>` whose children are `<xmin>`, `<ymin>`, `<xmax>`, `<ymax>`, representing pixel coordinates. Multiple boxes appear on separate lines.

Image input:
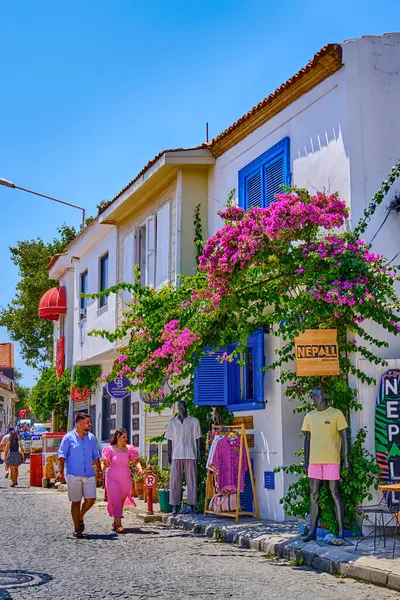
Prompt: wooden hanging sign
<box><xmin>233</xmin><ymin>416</ymin><xmax>254</xmax><ymax>430</ymax></box>
<box><xmin>294</xmin><ymin>329</ymin><xmax>340</xmax><ymax>376</ymax></box>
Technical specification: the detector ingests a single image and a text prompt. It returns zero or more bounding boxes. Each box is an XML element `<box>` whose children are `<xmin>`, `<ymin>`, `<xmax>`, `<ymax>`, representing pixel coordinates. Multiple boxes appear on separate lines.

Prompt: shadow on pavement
<box><xmin>121</xmin><ymin>528</ymin><xmax>160</xmax><ymax>535</ymax></box>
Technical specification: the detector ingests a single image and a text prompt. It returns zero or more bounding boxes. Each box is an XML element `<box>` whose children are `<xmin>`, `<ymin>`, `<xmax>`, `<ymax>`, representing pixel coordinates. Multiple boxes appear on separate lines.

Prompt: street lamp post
<box><xmin>0</xmin><ymin>178</ymin><xmax>86</xmax><ymax>229</ymax></box>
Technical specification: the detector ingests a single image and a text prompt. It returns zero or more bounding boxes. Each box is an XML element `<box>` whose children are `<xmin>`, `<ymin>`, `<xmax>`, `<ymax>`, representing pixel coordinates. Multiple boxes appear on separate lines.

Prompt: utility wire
<box><xmin>370</xmin><ymin>208</ymin><xmax>392</xmax><ymax>245</ymax></box>
<box><xmin>387</xmin><ymin>249</ymin><xmax>400</xmax><ymax>266</ymax></box>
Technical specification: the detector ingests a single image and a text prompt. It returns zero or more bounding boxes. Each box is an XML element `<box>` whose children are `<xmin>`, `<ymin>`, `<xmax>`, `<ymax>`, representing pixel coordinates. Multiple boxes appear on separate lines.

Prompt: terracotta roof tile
<box><xmin>46</xmin><ymin>253</ymin><xmax>66</xmax><ymax>272</ymax></box>
<box><xmin>209</xmin><ymin>44</ymin><xmax>342</xmax><ymax>156</ymax></box>
<box><xmin>100</xmin><ymin>44</ymin><xmax>343</xmax><ymax>216</ymax></box>
<box><xmin>98</xmin><ymin>144</ymin><xmax>209</xmax><ymax>214</ymax></box>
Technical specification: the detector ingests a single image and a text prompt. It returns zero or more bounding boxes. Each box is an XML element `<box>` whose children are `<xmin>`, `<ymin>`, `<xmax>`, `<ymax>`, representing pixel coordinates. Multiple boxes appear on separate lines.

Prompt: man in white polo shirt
<box><xmin>165</xmin><ymin>401</ymin><xmax>202</xmax><ymax>513</ymax></box>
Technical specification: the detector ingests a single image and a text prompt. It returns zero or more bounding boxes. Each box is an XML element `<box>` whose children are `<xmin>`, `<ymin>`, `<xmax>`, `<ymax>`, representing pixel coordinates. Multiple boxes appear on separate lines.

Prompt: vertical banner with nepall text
<box><xmin>376</xmin><ymin>370</ymin><xmax>400</xmax><ymax>508</ymax></box>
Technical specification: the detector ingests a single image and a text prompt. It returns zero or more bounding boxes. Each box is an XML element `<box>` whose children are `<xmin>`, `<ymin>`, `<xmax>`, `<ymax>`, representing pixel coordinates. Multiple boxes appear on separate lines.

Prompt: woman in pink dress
<box><xmin>101</xmin><ymin>428</ymin><xmax>143</xmax><ymax>533</ymax></box>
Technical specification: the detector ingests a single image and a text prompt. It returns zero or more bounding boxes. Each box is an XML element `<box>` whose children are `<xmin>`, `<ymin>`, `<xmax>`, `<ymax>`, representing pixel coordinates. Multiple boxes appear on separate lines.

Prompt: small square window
<box><xmin>99</xmin><ymin>253</ymin><xmax>109</xmax><ymax>308</ymax></box>
<box><xmin>132</xmin><ymin>434</ymin><xmax>139</xmax><ymax>447</ymax></box>
<box><xmin>132</xmin><ymin>417</ymin><xmax>140</xmax><ymax>431</ymax></box>
<box><xmin>132</xmin><ymin>402</ymin><xmax>140</xmax><ymax>415</ymax></box>
<box><xmin>149</xmin><ymin>443</ymin><xmax>158</xmax><ymax>462</ymax></box>
<box><xmin>80</xmin><ymin>271</ymin><xmax>88</xmax><ymax>320</ymax></box>
<box><xmin>161</xmin><ymin>444</ymin><xmax>169</xmax><ymax>468</ymax></box>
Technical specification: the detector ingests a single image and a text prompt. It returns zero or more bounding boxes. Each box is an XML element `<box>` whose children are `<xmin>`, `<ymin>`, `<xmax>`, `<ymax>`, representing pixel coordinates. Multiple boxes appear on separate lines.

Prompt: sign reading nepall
<box><xmin>376</xmin><ymin>370</ymin><xmax>400</xmax><ymax>507</ymax></box>
<box><xmin>294</xmin><ymin>329</ymin><xmax>340</xmax><ymax>377</ymax></box>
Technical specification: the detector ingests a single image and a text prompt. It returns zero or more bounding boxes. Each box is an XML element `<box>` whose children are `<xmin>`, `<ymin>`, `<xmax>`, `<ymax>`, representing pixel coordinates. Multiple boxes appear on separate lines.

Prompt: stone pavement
<box><xmin>1</xmin><ymin>464</ymin><xmax>399</xmax><ymax>600</ymax></box>
<box><xmin>163</xmin><ymin>512</ymin><xmax>400</xmax><ymax>592</ymax></box>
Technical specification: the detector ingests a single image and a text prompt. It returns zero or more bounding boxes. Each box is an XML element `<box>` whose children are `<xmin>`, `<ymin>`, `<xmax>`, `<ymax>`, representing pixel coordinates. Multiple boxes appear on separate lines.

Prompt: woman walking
<box><xmin>102</xmin><ymin>429</ymin><xmax>143</xmax><ymax>533</ymax></box>
<box><xmin>4</xmin><ymin>431</ymin><xmax>24</xmax><ymax>487</ymax></box>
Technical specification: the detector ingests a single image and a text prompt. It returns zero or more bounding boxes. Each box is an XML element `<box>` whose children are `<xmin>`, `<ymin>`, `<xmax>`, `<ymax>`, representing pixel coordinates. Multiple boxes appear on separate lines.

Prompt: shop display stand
<box><xmin>204</xmin><ymin>423</ymin><xmax>260</xmax><ymax>523</ymax></box>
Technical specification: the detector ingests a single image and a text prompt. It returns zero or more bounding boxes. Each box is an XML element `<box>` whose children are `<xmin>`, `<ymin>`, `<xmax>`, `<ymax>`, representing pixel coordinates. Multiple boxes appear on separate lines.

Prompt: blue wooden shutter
<box><xmin>245</xmin><ymin>170</ymin><xmax>262</xmax><ymax>209</ymax></box>
<box><xmin>194</xmin><ymin>349</ymin><xmax>228</xmax><ymax>406</ymax></box>
<box><xmin>241</xmin><ymin>458</ymin><xmax>255</xmax><ymax>512</ymax></box>
<box><xmin>247</xmin><ymin>329</ymin><xmax>265</xmax><ymax>403</ymax></box>
<box><xmin>239</xmin><ymin>137</ymin><xmax>290</xmax><ymax>210</ymax></box>
<box><xmin>264</xmin><ymin>156</ymin><xmax>284</xmax><ymax>206</ymax></box>
<box><xmin>227</xmin><ymin>343</ymin><xmax>241</xmax><ymax>404</ymax></box>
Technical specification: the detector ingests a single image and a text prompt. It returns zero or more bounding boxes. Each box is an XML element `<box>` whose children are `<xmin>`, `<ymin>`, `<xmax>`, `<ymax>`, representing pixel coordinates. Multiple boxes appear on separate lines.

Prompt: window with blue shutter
<box><xmin>238</xmin><ymin>137</ymin><xmax>290</xmax><ymax>210</ymax></box>
<box><xmin>194</xmin><ymin>348</ymin><xmax>228</xmax><ymax>406</ymax></box>
<box><xmin>194</xmin><ymin>330</ymin><xmax>265</xmax><ymax>412</ymax></box>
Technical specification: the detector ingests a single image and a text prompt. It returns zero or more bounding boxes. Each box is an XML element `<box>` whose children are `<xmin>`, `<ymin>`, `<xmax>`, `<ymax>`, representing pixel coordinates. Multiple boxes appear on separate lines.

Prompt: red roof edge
<box><xmin>98</xmin><ymin>144</ymin><xmax>210</xmax><ymax>215</ymax></box>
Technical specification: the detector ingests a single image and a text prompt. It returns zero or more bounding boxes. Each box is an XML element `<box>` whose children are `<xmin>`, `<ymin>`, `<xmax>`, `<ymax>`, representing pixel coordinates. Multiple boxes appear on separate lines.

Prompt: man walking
<box><xmin>57</xmin><ymin>413</ymin><xmax>102</xmax><ymax>537</ymax></box>
<box><xmin>1</xmin><ymin>426</ymin><xmax>14</xmax><ymax>478</ymax></box>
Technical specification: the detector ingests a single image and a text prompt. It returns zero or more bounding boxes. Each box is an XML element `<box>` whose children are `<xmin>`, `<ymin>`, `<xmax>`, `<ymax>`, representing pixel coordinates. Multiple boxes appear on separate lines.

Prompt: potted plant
<box><xmin>156</xmin><ymin>465</ymin><xmax>173</xmax><ymax>513</ymax></box>
<box><xmin>132</xmin><ymin>454</ymin><xmax>147</xmax><ymax>500</ymax></box>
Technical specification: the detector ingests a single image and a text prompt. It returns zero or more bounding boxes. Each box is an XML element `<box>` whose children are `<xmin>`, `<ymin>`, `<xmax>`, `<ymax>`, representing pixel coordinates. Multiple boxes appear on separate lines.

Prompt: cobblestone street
<box><xmin>0</xmin><ymin>464</ymin><xmax>398</xmax><ymax>600</ymax></box>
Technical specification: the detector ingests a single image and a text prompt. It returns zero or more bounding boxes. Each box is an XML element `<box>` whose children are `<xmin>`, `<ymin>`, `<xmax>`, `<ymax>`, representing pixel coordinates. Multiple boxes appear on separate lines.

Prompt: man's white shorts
<box><xmin>66</xmin><ymin>474</ymin><xmax>96</xmax><ymax>502</ymax></box>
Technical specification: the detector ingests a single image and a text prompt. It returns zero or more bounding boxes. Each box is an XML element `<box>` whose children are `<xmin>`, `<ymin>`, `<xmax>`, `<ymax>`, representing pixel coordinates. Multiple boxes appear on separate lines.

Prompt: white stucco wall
<box><xmin>207</xmin><ymin>34</ymin><xmax>400</xmax><ymax>520</ymax></box>
<box><xmin>57</xmin><ymin>269</ymin><xmax>75</xmax><ymax>370</ymax></box>
<box><xmin>208</xmin><ymin>68</ymin><xmax>349</xmax><ymax>237</ymax></box>
<box><xmin>343</xmin><ymin>34</ymin><xmax>400</xmax><ymax>357</ymax></box>
<box><xmin>72</xmin><ymin>227</ymin><xmax>118</xmax><ymax>366</ymax></box>
<box><xmin>208</xmin><ymin>65</ymin><xmax>350</xmax><ymax>520</ymax></box>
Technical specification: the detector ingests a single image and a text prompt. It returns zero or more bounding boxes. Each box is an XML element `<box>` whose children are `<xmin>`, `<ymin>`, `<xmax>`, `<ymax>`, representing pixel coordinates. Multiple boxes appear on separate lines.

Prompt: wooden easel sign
<box><xmin>294</xmin><ymin>329</ymin><xmax>340</xmax><ymax>377</ymax></box>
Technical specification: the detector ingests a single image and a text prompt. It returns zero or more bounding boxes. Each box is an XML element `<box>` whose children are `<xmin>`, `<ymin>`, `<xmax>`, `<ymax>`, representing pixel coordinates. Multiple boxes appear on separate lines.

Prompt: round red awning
<box><xmin>39</xmin><ymin>287</ymin><xmax>67</xmax><ymax>321</ymax></box>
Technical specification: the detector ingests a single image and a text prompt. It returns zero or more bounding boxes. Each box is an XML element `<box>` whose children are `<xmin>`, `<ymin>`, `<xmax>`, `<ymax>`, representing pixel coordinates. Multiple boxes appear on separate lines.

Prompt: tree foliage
<box><xmin>13</xmin><ymin>368</ymin><xmax>31</xmax><ymax>416</ymax></box>
<box><xmin>0</xmin><ymin>224</ymin><xmax>78</xmax><ymax>369</ymax></box>
<box><xmin>29</xmin><ymin>364</ymin><xmax>102</xmax><ymax>421</ymax></box>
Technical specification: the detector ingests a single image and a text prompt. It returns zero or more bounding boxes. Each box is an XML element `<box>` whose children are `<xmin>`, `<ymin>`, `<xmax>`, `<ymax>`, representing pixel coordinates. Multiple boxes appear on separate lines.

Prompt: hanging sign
<box><xmin>71</xmin><ymin>387</ymin><xmax>89</xmax><ymax>403</ymax></box>
<box><xmin>19</xmin><ymin>409</ymin><xmax>27</xmax><ymax>419</ymax></box>
<box><xmin>107</xmin><ymin>376</ymin><xmax>131</xmax><ymax>400</ymax></box>
<box><xmin>294</xmin><ymin>329</ymin><xmax>340</xmax><ymax>376</ymax></box>
<box><xmin>233</xmin><ymin>416</ymin><xmax>254</xmax><ymax>430</ymax></box>
<box><xmin>376</xmin><ymin>370</ymin><xmax>400</xmax><ymax>507</ymax></box>
<box><xmin>56</xmin><ymin>337</ymin><xmax>65</xmax><ymax>379</ymax></box>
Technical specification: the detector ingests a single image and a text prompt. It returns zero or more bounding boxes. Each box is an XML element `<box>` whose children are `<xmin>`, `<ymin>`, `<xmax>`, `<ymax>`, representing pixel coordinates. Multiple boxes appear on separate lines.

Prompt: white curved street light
<box><xmin>0</xmin><ymin>178</ymin><xmax>86</xmax><ymax>229</ymax></box>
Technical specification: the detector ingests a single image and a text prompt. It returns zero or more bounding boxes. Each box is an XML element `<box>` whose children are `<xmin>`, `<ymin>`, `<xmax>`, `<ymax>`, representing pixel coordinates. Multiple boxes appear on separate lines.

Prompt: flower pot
<box><xmin>158</xmin><ymin>489</ymin><xmax>173</xmax><ymax>513</ymax></box>
<box><xmin>135</xmin><ymin>480</ymin><xmax>144</xmax><ymax>500</ymax></box>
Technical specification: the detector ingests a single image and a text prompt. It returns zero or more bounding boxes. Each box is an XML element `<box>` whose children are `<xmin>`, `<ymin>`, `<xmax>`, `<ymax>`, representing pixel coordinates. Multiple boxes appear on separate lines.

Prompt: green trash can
<box><xmin>158</xmin><ymin>489</ymin><xmax>173</xmax><ymax>513</ymax></box>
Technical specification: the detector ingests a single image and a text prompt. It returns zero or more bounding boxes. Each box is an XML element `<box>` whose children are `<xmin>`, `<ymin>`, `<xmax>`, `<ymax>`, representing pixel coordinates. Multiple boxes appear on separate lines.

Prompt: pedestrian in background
<box><xmin>57</xmin><ymin>413</ymin><xmax>103</xmax><ymax>538</ymax></box>
<box><xmin>1</xmin><ymin>426</ymin><xmax>14</xmax><ymax>479</ymax></box>
<box><xmin>101</xmin><ymin>428</ymin><xmax>143</xmax><ymax>533</ymax></box>
<box><xmin>4</xmin><ymin>430</ymin><xmax>24</xmax><ymax>487</ymax></box>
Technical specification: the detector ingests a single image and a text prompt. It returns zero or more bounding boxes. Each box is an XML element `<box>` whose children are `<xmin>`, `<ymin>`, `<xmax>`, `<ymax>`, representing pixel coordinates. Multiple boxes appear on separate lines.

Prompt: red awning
<box><xmin>38</xmin><ymin>287</ymin><xmax>67</xmax><ymax>321</ymax></box>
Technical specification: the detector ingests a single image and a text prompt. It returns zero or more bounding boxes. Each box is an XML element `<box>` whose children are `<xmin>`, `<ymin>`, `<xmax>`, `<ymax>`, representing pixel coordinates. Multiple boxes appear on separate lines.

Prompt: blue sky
<box><xmin>0</xmin><ymin>0</ymin><xmax>399</xmax><ymax>386</ymax></box>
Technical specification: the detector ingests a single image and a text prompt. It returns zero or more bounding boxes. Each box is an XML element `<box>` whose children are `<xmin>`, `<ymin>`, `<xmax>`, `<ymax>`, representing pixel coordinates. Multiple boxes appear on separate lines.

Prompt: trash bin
<box><xmin>30</xmin><ymin>453</ymin><xmax>43</xmax><ymax>487</ymax></box>
<box><xmin>158</xmin><ymin>489</ymin><xmax>173</xmax><ymax>512</ymax></box>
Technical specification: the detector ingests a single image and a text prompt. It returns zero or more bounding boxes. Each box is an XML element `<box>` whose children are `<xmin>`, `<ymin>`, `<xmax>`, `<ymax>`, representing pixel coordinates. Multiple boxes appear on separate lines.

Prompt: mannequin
<box><xmin>166</xmin><ymin>401</ymin><xmax>202</xmax><ymax>513</ymax></box>
<box><xmin>302</xmin><ymin>387</ymin><xmax>349</xmax><ymax>541</ymax></box>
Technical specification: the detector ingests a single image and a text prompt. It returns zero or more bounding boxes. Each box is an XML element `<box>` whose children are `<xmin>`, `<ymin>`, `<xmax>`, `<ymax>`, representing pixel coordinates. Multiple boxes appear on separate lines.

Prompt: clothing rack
<box><xmin>204</xmin><ymin>423</ymin><xmax>260</xmax><ymax>523</ymax></box>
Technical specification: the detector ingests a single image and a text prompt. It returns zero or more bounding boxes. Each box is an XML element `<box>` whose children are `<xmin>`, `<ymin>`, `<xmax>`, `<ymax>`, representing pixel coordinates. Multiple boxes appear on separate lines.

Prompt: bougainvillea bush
<box><xmin>89</xmin><ymin>163</ymin><xmax>400</xmax><ymax>529</ymax></box>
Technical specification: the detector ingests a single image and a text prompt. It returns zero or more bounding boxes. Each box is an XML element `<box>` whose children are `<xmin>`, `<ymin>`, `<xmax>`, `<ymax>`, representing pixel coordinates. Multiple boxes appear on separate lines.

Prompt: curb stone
<box><xmin>163</xmin><ymin>514</ymin><xmax>400</xmax><ymax>592</ymax></box>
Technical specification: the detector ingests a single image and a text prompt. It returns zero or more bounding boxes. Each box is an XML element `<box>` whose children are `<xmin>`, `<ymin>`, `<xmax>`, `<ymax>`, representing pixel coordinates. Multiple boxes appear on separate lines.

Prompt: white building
<box><xmin>0</xmin><ymin>343</ymin><xmax>18</xmax><ymax>432</ymax></box>
<box><xmin>46</xmin><ymin>220</ymin><xmax>137</xmax><ymax>450</ymax></box>
<box><xmin>44</xmin><ymin>33</ymin><xmax>400</xmax><ymax>519</ymax></box>
<box><xmin>98</xmin><ymin>147</ymin><xmax>214</xmax><ymax>464</ymax></box>
<box><xmin>196</xmin><ymin>34</ymin><xmax>400</xmax><ymax>520</ymax></box>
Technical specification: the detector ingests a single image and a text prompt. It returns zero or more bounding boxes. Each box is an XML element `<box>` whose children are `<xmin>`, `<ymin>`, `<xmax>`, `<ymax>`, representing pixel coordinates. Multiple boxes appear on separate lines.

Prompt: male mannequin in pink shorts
<box><xmin>302</xmin><ymin>387</ymin><xmax>349</xmax><ymax>541</ymax></box>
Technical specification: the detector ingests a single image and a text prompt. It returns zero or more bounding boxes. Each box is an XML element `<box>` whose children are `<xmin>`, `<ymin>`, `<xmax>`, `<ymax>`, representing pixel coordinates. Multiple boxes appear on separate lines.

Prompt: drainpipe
<box><xmin>175</xmin><ymin>169</ymin><xmax>183</xmax><ymax>288</ymax></box>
